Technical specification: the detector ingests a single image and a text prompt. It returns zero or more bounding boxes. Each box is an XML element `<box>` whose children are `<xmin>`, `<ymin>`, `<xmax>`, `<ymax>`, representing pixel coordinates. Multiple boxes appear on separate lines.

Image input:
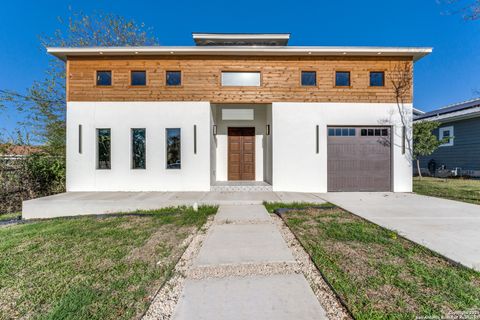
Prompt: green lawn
<box><xmin>413</xmin><ymin>177</ymin><xmax>480</xmax><ymax>205</ymax></box>
<box><xmin>279</xmin><ymin>205</ymin><xmax>480</xmax><ymax>320</ymax></box>
<box><xmin>0</xmin><ymin>212</ymin><xmax>21</xmax><ymax>222</ymax></box>
<box><xmin>0</xmin><ymin>206</ymin><xmax>217</xmax><ymax>320</ymax></box>
<box><xmin>263</xmin><ymin>201</ymin><xmax>335</xmax><ymax>213</ymax></box>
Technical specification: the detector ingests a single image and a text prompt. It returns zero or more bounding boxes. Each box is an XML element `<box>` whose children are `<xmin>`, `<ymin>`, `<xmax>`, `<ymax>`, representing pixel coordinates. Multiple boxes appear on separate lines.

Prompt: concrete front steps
<box><xmin>210</xmin><ymin>181</ymin><xmax>273</xmax><ymax>192</ymax></box>
<box><xmin>22</xmin><ymin>191</ymin><xmax>325</xmax><ymax>219</ymax></box>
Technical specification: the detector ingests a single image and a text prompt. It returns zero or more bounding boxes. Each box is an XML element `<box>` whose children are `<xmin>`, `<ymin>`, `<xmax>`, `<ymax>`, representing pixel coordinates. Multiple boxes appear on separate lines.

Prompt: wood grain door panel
<box><xmin>228</xmin><ymin>127</ymin><xmax>255</xmax><ymax>181</ymax></box>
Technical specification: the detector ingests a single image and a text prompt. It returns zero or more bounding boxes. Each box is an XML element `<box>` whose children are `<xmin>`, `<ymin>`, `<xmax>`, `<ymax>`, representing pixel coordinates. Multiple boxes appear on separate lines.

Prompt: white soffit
<box><xmin>222</xmin><ymin>109</ymin><xmax>255</xmax><ymax>121</ymax></box>
<box><xmin>47</xmin><ymin>46</ymin><xmax>433</xmax><ymax>62</ymax></box>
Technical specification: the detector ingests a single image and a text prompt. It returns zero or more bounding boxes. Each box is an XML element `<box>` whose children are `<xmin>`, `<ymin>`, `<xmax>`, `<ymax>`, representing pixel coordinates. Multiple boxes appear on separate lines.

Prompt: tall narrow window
<box><xmin>335</xmin><ymin>71</ymin><xmax>350</xmax><ymax>87</ymax></box>
<box><xmin>166</xmin><ymin>128</ymin><xmax>181</xmax><ymax>169</ymax></box>
<box><xmin>78</xmin><ymin>125</ymin><xmax>82</xmax><ymax>154</ymax></box>
<box><xmin>96</xmin><ymin>71</ymin><xmax>112</xmax><ymax>86</ymax></box>
<box><xmin>131</xmin><ymin>128</ymin><xmax>146</xmax><ymax>169</ymax></box>
<box><xmin>97</xmin><ymin>128</ymin><xmax>111</xmax><ymax>169</ymax></box>
<box><xmin>166</xmin><ymin>71</ymin><xmax>182</xmax><ymax>86</ymax></box>
<box><xmin>131</xmin><ymin>71</ymin><xmax>146</xmax><ymax>86</ymax></box>
<box><xmin>301</xmin><ymin>71</ymin><xmax>317</xmax><ymax>86</ymax></box>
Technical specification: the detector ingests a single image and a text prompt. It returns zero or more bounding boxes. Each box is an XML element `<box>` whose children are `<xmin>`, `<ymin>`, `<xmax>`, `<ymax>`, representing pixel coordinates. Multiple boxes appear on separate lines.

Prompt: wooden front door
<box><xmin>228</xmin><ymin>127</ymin><xmax>255</xmax><ymax>180</ymax></box>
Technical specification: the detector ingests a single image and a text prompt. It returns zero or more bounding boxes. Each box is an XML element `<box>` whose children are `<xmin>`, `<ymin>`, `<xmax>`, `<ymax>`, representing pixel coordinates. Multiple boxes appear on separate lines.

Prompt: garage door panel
<box><xmin>328</xmin><ymin>127</ymin><xmax>391</xmax><ymax>192</ymax></box>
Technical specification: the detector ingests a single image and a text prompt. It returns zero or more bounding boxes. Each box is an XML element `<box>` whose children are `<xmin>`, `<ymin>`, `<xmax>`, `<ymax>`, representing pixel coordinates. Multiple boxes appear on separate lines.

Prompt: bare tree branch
<box><xmin>438</xmin><ymin>0</ymin><xmax>480</xmax><ymax>20</ymax></box>
<box><xmin>0</xmin><ymin>10</ymin><xmax>158</xmax><ymax>155</ymax></box>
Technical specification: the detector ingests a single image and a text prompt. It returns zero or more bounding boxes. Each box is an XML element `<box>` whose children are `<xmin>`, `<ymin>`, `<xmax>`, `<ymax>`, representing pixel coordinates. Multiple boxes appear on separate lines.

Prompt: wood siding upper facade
<box><xmin>67</xmin><ymin>55</ymin><xmax>413</xmax><ymax>103</ymax></box>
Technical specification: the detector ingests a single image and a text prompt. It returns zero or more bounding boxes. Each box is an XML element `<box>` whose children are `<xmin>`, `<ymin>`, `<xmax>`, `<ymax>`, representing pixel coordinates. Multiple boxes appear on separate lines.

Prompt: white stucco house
<box><xmin>47</xmin><ymin>33</ymin><xmax>431</xmax><ymax>193</ymax></box>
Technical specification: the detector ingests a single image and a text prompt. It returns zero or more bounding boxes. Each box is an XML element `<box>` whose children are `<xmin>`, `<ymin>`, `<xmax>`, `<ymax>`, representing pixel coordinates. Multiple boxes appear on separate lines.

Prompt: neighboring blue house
<box><xmin>414</xmin><ymin>98</ymin><xmax>480</xmax><ymax>177</ymax></box>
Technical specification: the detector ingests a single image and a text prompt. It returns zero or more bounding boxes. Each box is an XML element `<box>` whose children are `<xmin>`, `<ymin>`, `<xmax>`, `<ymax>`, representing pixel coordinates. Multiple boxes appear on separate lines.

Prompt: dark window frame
<box><xmin>166</xmin><ymin>128</ymin><xmax>181</xmax><ymax>169</ymax></box>
<box><xmin>166</xmin><ymin>71</ymin><xmax>182</xmax><ymax>86</ymax></box>
<box><xmin>335</xmin><ymin>71</ymin><xmax>351</xmax><ymax>87</ymax></box>
<box><xmin>369</xmin><ymin>71</ymin><xmax>385</xmax><ymax>87</ymax></box>
<box><xmin>96</xmin><ymin>70</ymin><xmax>112</xmax><ymax>86</ymax></box>
<box><xmin>131</xmin><ymin>128</ymin><xmax>146</xmax><ymax>169</ymax></box>
<box><xmin>328</xmin><ymin>127</ymin><xmax>356</xmax><ymax>137</ymax></box>
<box><xmin>131</xmin><ymin>70</ymin><xmax>147</xmax><ymax>86</ymax></box>
<box><xmin>301</xmin><ymin>71</ymin><xmax>317</xmax><ymax>87</ymax></box>
<box><xmin>78</xmin><ymin>125</ymin><xmax>82</xmax><ymax>154</ymax></box>
<box><xmin>360</xmin><ymin>127</ymin><xmax>389</xmax><ymax>137</ymax></box>
<box><xmin>96</xmin><ymin>128</ymin><xmax>111</xmax><ymax>170</ymax></box>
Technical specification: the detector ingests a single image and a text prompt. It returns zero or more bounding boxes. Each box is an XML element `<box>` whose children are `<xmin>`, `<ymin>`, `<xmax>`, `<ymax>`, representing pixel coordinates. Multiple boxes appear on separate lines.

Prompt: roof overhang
<box><xmin>47</xmin><ymin>46</ymin><xmax>432</xmax><ymax>62</ymax></box>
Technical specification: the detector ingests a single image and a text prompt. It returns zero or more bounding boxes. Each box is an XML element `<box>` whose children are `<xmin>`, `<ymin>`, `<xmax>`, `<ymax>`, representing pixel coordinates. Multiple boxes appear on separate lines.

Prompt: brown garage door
<box><xmin>328</xmin><ymin>127</ymin><xmax>391</xmax><ymax>191</ymax></box>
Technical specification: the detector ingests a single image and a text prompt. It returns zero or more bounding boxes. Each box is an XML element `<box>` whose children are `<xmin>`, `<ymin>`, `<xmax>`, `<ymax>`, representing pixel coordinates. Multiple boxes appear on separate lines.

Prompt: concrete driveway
<box><xmin>319</xmin><ymin>192</ymin><xmax>480</xmax><ymax>271</ymax></box>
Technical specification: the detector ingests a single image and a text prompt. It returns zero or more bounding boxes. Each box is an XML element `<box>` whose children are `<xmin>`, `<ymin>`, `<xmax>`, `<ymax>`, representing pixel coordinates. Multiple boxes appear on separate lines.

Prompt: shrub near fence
<box><xmin>0</xmin><ymin>154</ymin><xmax>65</xmax><ymax>214</ymax></box>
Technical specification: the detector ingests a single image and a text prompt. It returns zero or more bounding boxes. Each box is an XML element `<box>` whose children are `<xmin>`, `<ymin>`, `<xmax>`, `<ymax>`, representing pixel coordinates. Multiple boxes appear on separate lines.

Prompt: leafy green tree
<box><xmin>412</xmin><ymin>121</ymin><xmax>448</xmax><ymax>178</ymax></box>
<box><xmin>0</xmin><ymin>11</ymin><xmax>158</xmax><ymax>155</ymax></box>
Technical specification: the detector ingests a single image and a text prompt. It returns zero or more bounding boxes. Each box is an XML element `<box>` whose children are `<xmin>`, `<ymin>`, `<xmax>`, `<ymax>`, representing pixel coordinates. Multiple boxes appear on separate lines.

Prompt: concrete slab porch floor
<box><xmin>22</xmin><ymin>191</ymin><xmax>326</xmax><ymax>219</ymax></box>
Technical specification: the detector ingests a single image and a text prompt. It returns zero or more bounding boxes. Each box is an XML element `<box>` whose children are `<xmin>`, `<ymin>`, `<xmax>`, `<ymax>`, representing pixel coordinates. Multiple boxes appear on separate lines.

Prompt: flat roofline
<box><xmin>47</xmin><ymin>46</ymin><xmax>432</xmax><ymax>62</ymax></box>
<box><xmin>192</xmin><ymin>33</ymin><xmax>291</xmax><ymax>39</ymax></box>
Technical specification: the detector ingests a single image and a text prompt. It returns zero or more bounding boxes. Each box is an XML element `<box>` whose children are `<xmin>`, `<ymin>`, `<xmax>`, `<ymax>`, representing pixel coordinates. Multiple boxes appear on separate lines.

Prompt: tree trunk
<box><xmin>416</xmin><ymin>159</ymin><xmax>422</xmax><ymax>179</ymax></box>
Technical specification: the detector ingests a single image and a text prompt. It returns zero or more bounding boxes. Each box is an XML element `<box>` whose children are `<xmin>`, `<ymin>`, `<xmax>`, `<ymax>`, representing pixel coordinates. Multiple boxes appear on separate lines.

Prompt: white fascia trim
<box><xmin>47</xmin><ymin>46</ymin><xmax>433</xmax><ymax>62</ymax></box>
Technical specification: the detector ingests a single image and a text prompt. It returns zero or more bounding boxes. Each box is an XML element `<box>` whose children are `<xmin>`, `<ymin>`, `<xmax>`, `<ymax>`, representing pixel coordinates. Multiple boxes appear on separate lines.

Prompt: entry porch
<box><xmin>22</xmin><ymin>191</ymin><xmax>326</xmax><ymax>220</ymax></box>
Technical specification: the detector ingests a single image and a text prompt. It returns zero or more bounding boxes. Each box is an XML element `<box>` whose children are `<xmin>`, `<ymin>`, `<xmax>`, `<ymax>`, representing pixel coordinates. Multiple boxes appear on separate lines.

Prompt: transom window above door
<box><xmin>221</xmin><ymin>72</ymin><xmax>261</xmax><ymax>86</ymax></box>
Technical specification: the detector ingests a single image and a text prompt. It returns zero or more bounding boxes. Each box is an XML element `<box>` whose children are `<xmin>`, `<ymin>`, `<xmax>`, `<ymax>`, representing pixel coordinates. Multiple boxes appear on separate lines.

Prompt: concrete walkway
<box><xmin>171</xmin><ymin>205</ymin><xmax>327</xmax><ymax>320</ymax></box>
<box><xmin>22</xmin><ymin>191</ymin><xmax>325</xmax><ymax>219</ymax></box>
<box><xmin>320</xmin><ymin>192</ymin><xmax>480</xmax><ymax>271</ymax></box>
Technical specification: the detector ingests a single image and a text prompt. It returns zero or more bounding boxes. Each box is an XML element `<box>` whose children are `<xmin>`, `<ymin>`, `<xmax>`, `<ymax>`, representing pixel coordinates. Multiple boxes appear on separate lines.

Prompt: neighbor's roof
<box><xmin>414</xmin><ymin>98</ymin><xmax>480</xmax><ymax>122</ymax></box>
<box><xmin>47</xmin><ymin>46</ymin><xmax>432</xmax><ymax>62</ymax></box>
<box><xmin>0</xmin><ymin>144</ymin><xmax>43</xmax><ymax>156</ymax></box>
<box><xmin>413</xmin><ymin>107</ymin><xmax>425</xmax><ymax>116</ymax></box>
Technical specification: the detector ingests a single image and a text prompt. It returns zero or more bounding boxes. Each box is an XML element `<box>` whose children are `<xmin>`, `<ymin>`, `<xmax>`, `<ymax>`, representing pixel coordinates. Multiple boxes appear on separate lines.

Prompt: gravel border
<box><xmin>144</xmin><ymin>209</ymin><xmax>352</xmax><ymax>320</ymax></box>
<box><xmin>142</xmin><ymin>217</ymin><xmax>215</xmax><ymax>320</ymax></box>
<box><xmin>272</xmin><ymin>214</ymin><xmax>353</xmax><ymax>320</ymax></box>
<box><xmin>187</xmin><ymin>261</ymin><xmax>300</xmax><ymax>279</ymax></box>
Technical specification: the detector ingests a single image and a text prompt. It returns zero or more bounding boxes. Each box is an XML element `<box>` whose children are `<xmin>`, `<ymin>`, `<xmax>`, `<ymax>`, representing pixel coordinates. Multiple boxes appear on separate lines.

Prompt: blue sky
<box><xmin>1</xmin><ymin>0</ymin><xmax>479</xmax><ymax>137</ymax></box>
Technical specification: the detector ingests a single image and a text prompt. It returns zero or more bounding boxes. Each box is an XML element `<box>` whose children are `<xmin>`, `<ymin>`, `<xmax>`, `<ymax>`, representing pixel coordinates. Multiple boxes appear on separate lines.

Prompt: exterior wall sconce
<box><xmin>213</xmin><ymin>125</ymin><xmax>217</xmax><ymax>135</ymax></box>
<box><xmin>266</xmin><ymin>124</ymin><xmax>271</xmax><ymax>135</ymax></box>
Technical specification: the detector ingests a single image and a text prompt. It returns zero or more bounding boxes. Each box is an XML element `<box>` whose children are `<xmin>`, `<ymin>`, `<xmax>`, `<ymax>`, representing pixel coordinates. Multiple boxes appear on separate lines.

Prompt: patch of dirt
<box><xmin>0</xmin><ymin>287</ymin><xmax>21</xmax><ymax>319</ymax></box>
<box><xmin>126</xmin><ymin>225</ymin><xmax>196</xmax><ymax>266</ymax></box>
<box><xmin>142</xmin><ymin>218</ymin><xmax>215</xmax><ymax>320</ymax></box>
<box><xmin>325</xmin><ymin>241</ymin><xmax>382</xmax><ymax>281</ymax></box>
<box><xmin>365</xmin><ymin>284</ymin><xmax>417</xmax><ymax>314</ymax></box>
